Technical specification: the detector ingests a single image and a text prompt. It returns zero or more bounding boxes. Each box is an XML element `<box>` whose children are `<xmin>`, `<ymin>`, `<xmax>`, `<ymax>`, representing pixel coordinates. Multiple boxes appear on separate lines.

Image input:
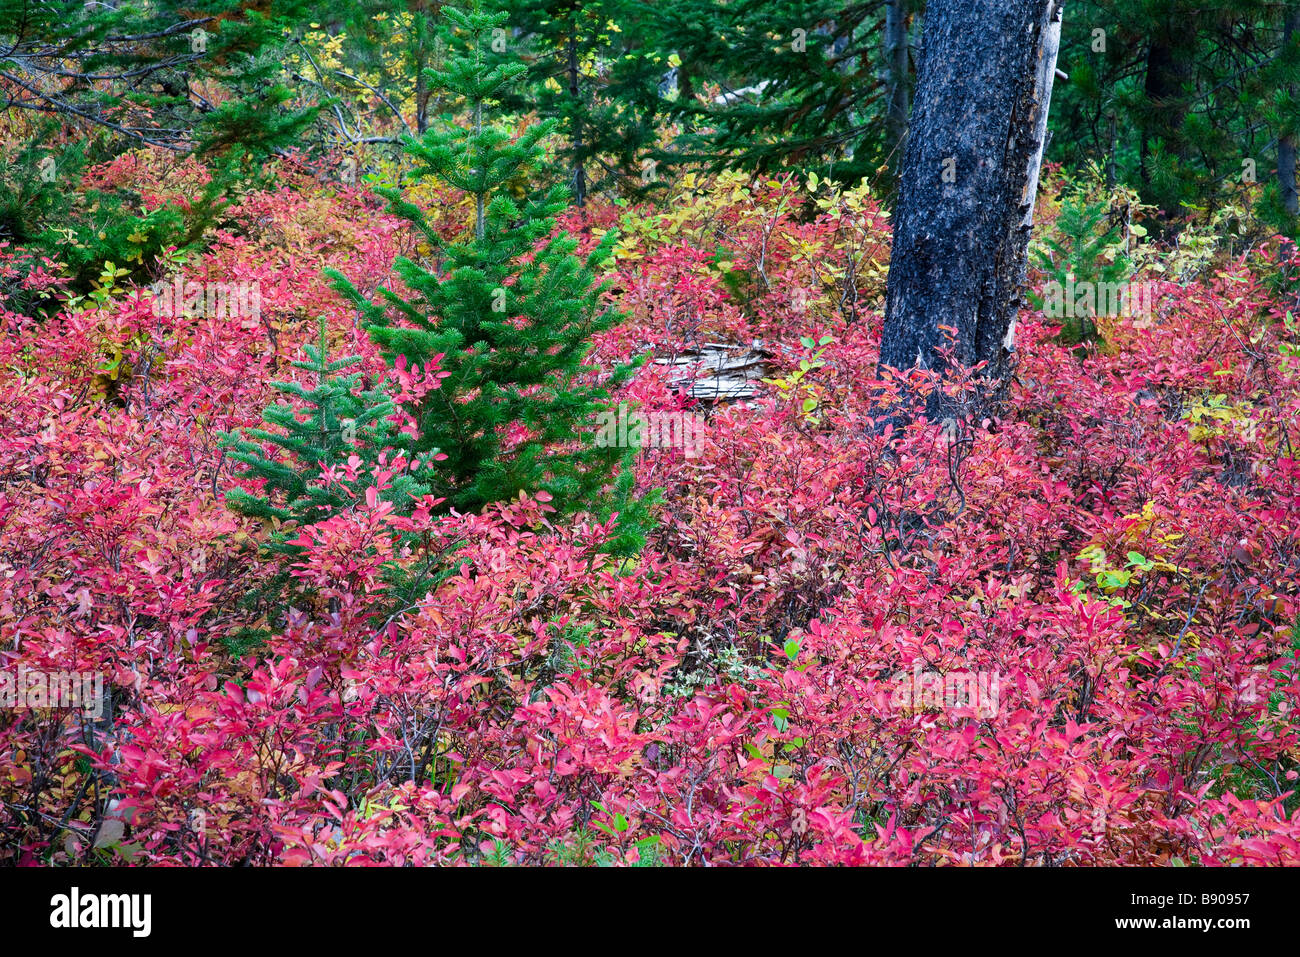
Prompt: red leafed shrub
<box><xmin>1</xmin><ymin>157</ymin><xmax>1298</xmax><ymax>865</ymax></box>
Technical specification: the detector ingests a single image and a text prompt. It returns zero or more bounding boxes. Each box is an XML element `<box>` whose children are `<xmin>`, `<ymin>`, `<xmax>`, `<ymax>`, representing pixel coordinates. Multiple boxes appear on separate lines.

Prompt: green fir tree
<box><xmin>1030</xmin><ymin>172</ymin><xmax>1135</xmax><ymax>348</ymax></box>
<box><xmin>329</xmin><ymin>1</ymin><xmax>653</xmax><ymax>553</ymax></box>
<box><xmin>497</xmin><ymin>0</ymin><xmax>664</xmax><ymax>205</ymax></box>
<box><xmin>221</xmin><ymin>317</ymin><xmax>435</xmax><ymax>633</ymax></box>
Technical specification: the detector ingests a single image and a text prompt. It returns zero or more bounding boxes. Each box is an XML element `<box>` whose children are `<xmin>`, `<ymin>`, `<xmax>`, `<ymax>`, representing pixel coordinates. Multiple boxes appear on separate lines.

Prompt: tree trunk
<box><xmin>879</xmin><ymin>0</ymin><xmax>1063</xmax><ymax>418</ymax></box>
<box><xmin>882</xmin><ymin>0</ymin><xmax>911</xmax><ymax>157</ymax></box>
<box><xmin>1139</xmin><ymin>9</ymin><xmax>1197</xmax><ymax>212</ymax></box>
<box><xmin>1282</xmin><ymin>132</ymin><xmax>1298</xmax><ymax>220</ymax></box>
<box><xmin>1281</xmin><ymin>7</ymin><xmax>1299</xmax><ymax>218</ymax></box>
<box><xmin>413</xmin><ymin>0</ymin><xmax>440</xmax><ymax>135</ymax></box>
<box><xmin>415</xmin><ymin>48</ymin><xmax>430</xmax><ymax>135</ymax></box>
<box><xmin>1105</xmin><ymin>112</ymin><xmax>1118</xmax><ymax>188</ymax></box>
<box><xmin>568</xmin><ymin>31</ymin><xmax>587</xmax><ymax>207</ymax></box>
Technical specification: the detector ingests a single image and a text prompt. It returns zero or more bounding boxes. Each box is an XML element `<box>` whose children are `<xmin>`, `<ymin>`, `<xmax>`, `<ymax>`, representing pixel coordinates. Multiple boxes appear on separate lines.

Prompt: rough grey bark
<box><xmin>878</xmin><ymin>0</ymin><xmax>1062</xmax><ymax>417</ymax></box>
<box><xmin>1281</xmin><ymin>8</ymin><xmax>1300</xmax><ymax>218</ymax></box>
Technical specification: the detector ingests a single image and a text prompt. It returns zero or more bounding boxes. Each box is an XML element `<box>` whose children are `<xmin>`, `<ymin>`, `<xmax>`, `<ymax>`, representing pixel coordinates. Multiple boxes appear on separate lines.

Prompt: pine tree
<box><xmin>329</xmin><ymin>2</ymin><xmax>651</xmax><ymax>549</ymax></box>
<box><xmin>221</xmin><ymin>317</ymin><xmax>434</xmax><ymax>629</ymax></box>
<box><xmin>224</xmin><ymin>317</ymin><xmax>432</xmax><ymax>537</ymax></box>
<box><xmin>0</xmin><ymin>0</ymin><xmax>325</xmax><ymax>303</ymax></box>
<box><xmin>651</xmin><ymin>0</ymin><xmax>891</xmax><ymax>188</ymax></box>
<box><xmin>1029</xmin><ymin>171</ymin><xmax>1134</xmax><ymax>347</ymax></box>
<box><xmin>1049</xmin><ymin>0</ymin><xmax>1300</xmax><ymax>229</ymax></box>
<box><xmin>0</xmin><ymin>0</ymin><xmax>320</xmax><ymax>159</ymax></box>
<box><xmin>496</xmin><ymin>0</ymin><xmax>664</xmax><ymax>205</ymax></box>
